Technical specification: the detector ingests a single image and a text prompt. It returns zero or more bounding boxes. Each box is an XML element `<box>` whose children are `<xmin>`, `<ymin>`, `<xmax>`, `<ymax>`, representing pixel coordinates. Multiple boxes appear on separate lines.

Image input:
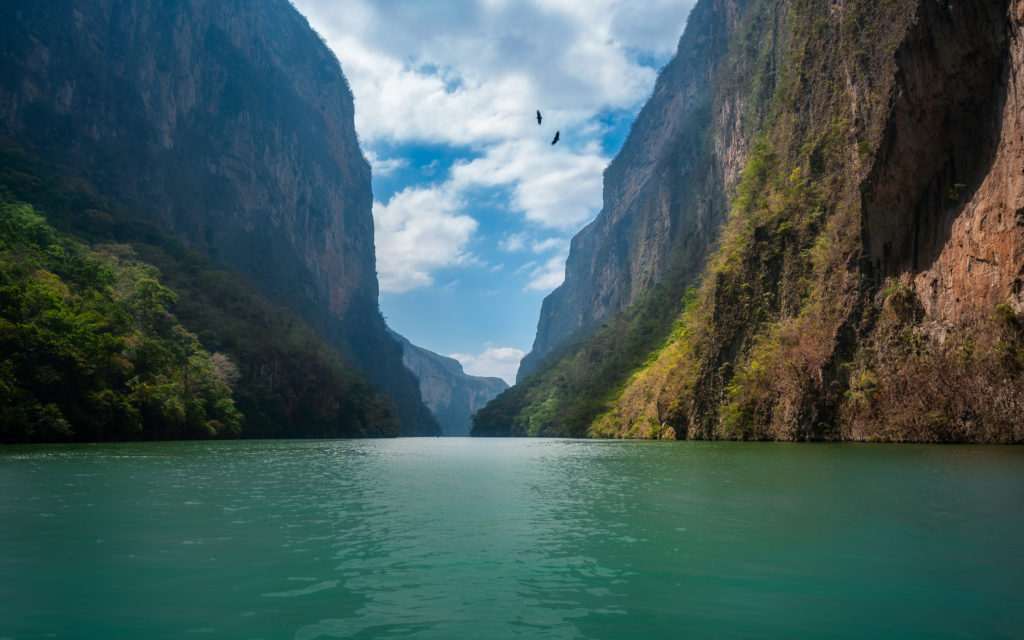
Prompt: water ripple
<box><xmin>1</xmin><ymin>439</ymin><xmax>1022</xmax><ymax>639</ymax></box>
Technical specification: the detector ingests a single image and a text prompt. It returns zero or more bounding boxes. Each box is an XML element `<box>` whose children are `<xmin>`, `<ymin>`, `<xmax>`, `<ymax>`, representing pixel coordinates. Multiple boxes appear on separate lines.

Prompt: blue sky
<box><xmin>289</xmin><ymin>0</ymin><xmax>697</xmax><ymax>383</ymax></box>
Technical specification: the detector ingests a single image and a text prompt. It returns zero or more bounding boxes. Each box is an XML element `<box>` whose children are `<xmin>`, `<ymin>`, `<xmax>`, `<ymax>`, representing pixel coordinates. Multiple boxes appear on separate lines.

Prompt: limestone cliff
<box><xmin>597</xmin><ymin>0</ymin><xmax>1024</xmax><ymax>443</ymax></box>
<box><xmin>480</xmin><ymin>0</ymin><xmax>1024</xmax><ymax>443</ymax></box>
<box><xmin>391</xmin><ymin>333</ymin><xmax>507</xmax><ymax>437</ymax></box>
<box><xmin>0</xmin><ymin>0</ymin><xmax>437</xmax><ymax>434</ymax></box>
<box><xmin>474</xmin><ymin>0</ymin><xmax>762</xmax><ymax>437</ymax></box>
<box><xmin>517</xmin><ymin>0</ymin><xmax>753</xmax><ymax>381</ymax></box>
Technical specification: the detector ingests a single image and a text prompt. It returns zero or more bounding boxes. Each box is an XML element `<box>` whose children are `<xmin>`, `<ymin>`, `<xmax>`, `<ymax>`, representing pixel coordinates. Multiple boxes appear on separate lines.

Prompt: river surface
<box><xmin>1</xmin><ymin>438</ymin><xmax>1022</xmax><ymax>639</ymax></box>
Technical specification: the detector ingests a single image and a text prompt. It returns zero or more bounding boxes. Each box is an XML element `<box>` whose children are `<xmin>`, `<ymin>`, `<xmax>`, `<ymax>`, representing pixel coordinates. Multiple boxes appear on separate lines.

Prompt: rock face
<box><xmin>595</xmin><ymin>0</ymin><xmax>1024</xmax><ymax>442</ymax></box>
<box><xmin>391</xmin><ymin>333</ymin><xmax>507</xmax><ymax>437</ymax></box>
<box><xmin>863</xmin><ymin>1</ymin><xmax>1024</xmax><ymax>321</ymax></box>
<box><xmin>517</xmin><ymin>0</ymin><xmax>751</xmax><ymax>381</ymax></box>
<box><xmin>487</xmin><ymin>0</ymin><xmax>1024</xmax><ymax>442</ymax></box>
<box><xmin>0</xmin><ymin>0</ymin><xmax>437</xmax><ymax>434</ymax></box>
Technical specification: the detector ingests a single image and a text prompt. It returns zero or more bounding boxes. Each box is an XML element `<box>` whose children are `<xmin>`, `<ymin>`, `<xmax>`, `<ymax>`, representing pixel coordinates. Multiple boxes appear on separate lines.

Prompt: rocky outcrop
<box><xmin>863</xmin><ymin>0</ymin><xmax>1024</xmax><ymax>321</ymax></box>
<box><xmin>517</xmin><ymin>0</ymin><xmax>753</xmax><ymax>381</ymax></box>
<box><xmin>391</xmin><ymin>333</ymin><xmax>507</xmax><ymax>437</ymax></box>
<box><xmin>0</xmin><ymin>0</ymin><xmax>437</xmax><ymax>434</ymax></box>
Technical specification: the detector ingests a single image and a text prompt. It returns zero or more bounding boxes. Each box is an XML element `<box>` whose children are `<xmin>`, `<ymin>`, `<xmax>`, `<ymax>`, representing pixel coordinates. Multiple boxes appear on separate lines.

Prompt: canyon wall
<box><xmin>391</xmin><ymin>333</ymin><xmax>507</xmax><ymax>437</ymax></box>
<box><xmin>0</xmin><ymin>0</ymin><xmax>437</xmax><ymax>434</ymax></box>
<box><xmin>517</xmin><ymin>0</ymin><xmax>753</xmax><ymax>381</ymax></box>
<box><xmin>481</xmin><ymin>0</ymin><xmax>1024</xmax><ymax>443</ymax></box>
<box><xmin>599</xmin><ymin>0</ymin><xmax>1024</xmax><ymax>442</ymax></box>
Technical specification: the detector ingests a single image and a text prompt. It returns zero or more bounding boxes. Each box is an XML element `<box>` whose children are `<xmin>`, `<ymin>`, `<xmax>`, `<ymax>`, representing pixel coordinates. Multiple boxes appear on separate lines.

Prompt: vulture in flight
<box><xmin>536</xmin><ymin>110</ymin><xmax>542</xmax><ymax>125</ymax></box>
<box><xmin>551</xmin><ymin>130</ymin><xmax>560</xmax><ymax>145</ymax></box>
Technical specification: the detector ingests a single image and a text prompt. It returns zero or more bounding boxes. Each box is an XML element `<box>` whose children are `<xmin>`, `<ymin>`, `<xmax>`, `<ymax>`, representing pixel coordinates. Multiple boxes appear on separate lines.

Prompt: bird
<box><xmin>536</xmin><ymin>110</ymin><xmax>542</xmax><ymax>125</ymax></box>
<box><xmin>551</xmin><ymin>130</ymin><xmax>560</xmax><ymax>145</ymax></box>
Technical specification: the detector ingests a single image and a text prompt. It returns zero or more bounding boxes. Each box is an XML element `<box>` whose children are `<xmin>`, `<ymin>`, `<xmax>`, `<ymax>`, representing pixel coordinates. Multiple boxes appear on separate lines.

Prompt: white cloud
<box><xmin>500</xmin><ymin>233</ymin><xmax>566</xmax><ymax>255</ymax></box>
<box><xmin>374</xmin><ymin>187</ymin><xmax>478</xmax><ymax>293</ymax></box>
<box><xmin>449</xmin><ymin>138</ymin><xmax>606</xmax><ymax>229</ymax></box>
<box><xmin>525</xmin><ymin>254</ymin><xmax>568</xmax><ymax>292</ymax></box>
<box><xmin>531</xmin><ymin>237</ymin><xmax>566</xmax><ymax>254</ymax></box>
<box><xmin>364</xmin><ymin>149</ymin><xmax>408</xmax><ymax>177</ymax></box>
<box><xmin>499</xmin><ymin>232</ymin><xmax>528</xmax><ymax>252</ymax></box>
<box><xmin>292</xmin><ymin>0</ymin><xmax>695</xmax><ymax>238</ymax></box>
<box><xmin>514</xmin><ymin>260</ymin><xmax>538</xmax><ymax>275</ymax></box>
<box><xmin>450</xmin><ymin>345</ymin><xmax>526</xmax><ymax>384</ymax></box>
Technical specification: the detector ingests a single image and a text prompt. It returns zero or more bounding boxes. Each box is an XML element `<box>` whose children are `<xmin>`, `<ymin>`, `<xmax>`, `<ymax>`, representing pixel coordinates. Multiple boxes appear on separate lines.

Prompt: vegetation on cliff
<box><xmin>474</xmin><ymin>0</ymin><xmax>764</xmax><ymax>438</ymax></box>
<box><xmin>0</xmin><ymin>147</ymin><xmax>402</xmax><ymax>442</ymax></box>
<box><xmin>599</xmin><ymin>0</ymin><xmax>1024</xmax><ymax>443</ymax></box>
<box><xmin>0</xmin><ymin>193</ymin><xmax>241</xmax><ymax>441</ymax></box>
<box><xmin>1</xmin><ymin>0</ymin><xmax>438</xmax><ymax>436</ymax></box>
<box><xmin>479</xmin><ymin>0</ymin><xmax>1024</xmax><ymax>443</ymax></box>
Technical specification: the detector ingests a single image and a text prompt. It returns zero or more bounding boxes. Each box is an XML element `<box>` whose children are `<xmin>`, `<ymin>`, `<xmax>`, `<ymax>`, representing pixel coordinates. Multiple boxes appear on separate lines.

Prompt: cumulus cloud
<box><xmin>450</xmin><ymin>345</ymin><xmax>527</xmax><ymax>384</ymax></box>
<box><xmin>449</xmin><ymin>138</ymin><xmax>606</xmax><ymax>229</ymax></box>
<box><xmin>525</xmin><ymin>254</ymin><xmax>568</xmax><ymax>292</ymax></box>
<box><xmin>374</xmin><ymin>187</ymin><xmax>477</xmax><ymax>293</ymax></box>
<box><xmin>291</xmin><ymin>0</ymin><xmax>695</xmax><ymax>290</ymax></box>
<box><xmin>299</xmin><ymin>0</ymin><xmax>681</xmax><ymax>139</ymax></box>
<box><xmin>499</xmin><ymin>232</ymin><xmax>528</xmax><ymax>253</ymax></box>
<box><xmin>364</xmin><ymin>149</ymin><xmax>408</xmax><ymax>177</ymax></box>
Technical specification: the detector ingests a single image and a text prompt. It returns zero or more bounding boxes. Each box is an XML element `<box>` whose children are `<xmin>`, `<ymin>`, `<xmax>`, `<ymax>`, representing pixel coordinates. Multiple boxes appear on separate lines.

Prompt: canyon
<box><xmin>479</xmin><ymin>0</ymin><xmax>1024</xmax><ymax>443</ymax></box>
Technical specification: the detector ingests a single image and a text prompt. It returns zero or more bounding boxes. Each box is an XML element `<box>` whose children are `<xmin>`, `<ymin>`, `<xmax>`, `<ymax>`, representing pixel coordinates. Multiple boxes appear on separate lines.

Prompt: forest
<box><xmin>0</xmin><ymin>145</ymin><xmax>402</xmax><ymax>442</ymax></box>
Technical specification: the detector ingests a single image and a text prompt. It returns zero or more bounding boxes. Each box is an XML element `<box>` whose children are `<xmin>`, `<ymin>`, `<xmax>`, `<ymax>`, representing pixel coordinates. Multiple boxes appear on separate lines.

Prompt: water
<box><xmin>1</xmin><ymin>439</ymin><xmax>1022</xmax><ymax>639</ymax></box>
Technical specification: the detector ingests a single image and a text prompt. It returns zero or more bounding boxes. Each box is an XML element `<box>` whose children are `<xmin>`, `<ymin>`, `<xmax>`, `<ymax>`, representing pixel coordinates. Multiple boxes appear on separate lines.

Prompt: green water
<box><xmin>1</xmin><ymin>439</ymin><xmax>1022</xmax><ymax>639</ymax></box>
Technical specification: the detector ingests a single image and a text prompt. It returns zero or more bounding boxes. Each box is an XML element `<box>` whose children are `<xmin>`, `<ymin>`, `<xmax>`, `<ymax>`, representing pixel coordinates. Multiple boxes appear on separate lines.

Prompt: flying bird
<box><xmin>551</xmin><ymin>130</ymin><xmax>560</xmax><ymax>145</ymax></box>
<box><xmin>536</xmin><ymin>110</ymin><xmax>542</xmax><ymax>125</ymax></box>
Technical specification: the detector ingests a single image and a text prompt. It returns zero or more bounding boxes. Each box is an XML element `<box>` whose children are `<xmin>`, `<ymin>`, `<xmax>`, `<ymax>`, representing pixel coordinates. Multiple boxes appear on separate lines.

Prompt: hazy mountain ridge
<box><xmin>0</xmin><ymin>0</ymin><xmax>438</xmax><ymax>435</ymax></box>
<box><xmin>390</xmin><ymin>332</ymin><xmax>507</xmax><ymax>437</ymax></box>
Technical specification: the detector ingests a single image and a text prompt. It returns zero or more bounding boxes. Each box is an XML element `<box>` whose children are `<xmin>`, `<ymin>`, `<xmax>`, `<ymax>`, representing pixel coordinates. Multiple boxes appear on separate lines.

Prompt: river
<box><xmin>1</xmin><ymin>438</ymin><xmax>1022</xmax><ymax>638</ymax></box>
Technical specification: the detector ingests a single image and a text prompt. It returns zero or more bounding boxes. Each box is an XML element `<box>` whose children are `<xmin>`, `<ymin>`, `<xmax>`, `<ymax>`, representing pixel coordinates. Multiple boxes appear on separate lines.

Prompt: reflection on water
<box><xmin>1</xmin><ymin>439</ymin><xmax>1022</xmax><ymax>639</ymax></box>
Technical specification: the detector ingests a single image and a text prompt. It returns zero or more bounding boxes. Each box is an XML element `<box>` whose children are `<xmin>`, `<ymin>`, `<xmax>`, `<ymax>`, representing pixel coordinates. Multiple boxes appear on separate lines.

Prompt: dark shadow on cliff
<box><xmin>862</xmin><ymin>1</ymin><xmax>1011</xmax><ymax>287</ymax></box>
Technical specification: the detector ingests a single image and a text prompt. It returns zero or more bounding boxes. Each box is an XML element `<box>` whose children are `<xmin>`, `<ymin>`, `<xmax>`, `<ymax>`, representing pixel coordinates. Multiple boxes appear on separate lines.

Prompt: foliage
<box><xmin>0</xmin><ymin>148</ymin><xmax>402</xmax><ymax>441</ymax></box>
<box><xmin>472</xmin><ymin>280</ymin><xmax>696</xmax><ymax>438</ymax></box>
<box><xmin>0</xmin><ymin>193</ymin><xmax>241</xmax><ymax>442</ymax></box>
<box><xmin>841</xmin><ymin>302</ymin><xmax>1024</xmax><ymax>443</ymax></box>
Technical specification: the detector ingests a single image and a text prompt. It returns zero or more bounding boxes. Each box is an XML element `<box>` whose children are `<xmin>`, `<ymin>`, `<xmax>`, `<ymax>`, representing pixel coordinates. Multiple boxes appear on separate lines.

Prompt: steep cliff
<box><xmin>480</xmin><ymin>0</ymin><xmax>1024</xmax><ymax>443</ymax></box>
<box><xmin>475</xmin><ymin>0</ymin><xmax>761</xmax><ymax>437</ymax></box>
<box><xmin>598</xmin><ymin>0</ymin><xmax>1024</xmax><ymax>442</ymax></box>
<box><xmin>0</xmin><ymin>149</ymin><xmax>404</xmax><ymax>442</ymax></box>
<box><xmin>0</xmin><ymin>0</ymin><xmax>437</xmax><ymax>434</ymax></box>
<box><xmin>391</xmin><ymin>333</ymin><xmax>507</xmax><ymax>437</ymax></box>
<box><xmin>517</xmin><ymin>0</ymin><xmax>754</xmax><ymax>381</ymax></box>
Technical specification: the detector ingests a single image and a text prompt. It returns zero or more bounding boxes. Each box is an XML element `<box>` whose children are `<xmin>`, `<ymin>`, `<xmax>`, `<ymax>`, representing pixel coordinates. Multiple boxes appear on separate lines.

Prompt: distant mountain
<box><xmin>391</xmin><ymin>333</ymin><xmax>507</xmax><ymax>437</ymax></box>
<box><xmin>477</xmin><ymin>0</ymin><xmax>1024</xmax><ymax>443</ymax></box>
<box><xmin>0</xmin><ymin>0</ymin><xmax>438</xmax><ymax>435</ymax></box>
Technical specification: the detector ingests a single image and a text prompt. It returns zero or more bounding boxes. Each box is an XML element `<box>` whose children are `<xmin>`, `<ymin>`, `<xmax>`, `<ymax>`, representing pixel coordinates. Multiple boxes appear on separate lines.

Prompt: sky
<box><xmin>289</xmin><ymin>0</ymin><xmax>697</xmax><ymax>384</ymax></box>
